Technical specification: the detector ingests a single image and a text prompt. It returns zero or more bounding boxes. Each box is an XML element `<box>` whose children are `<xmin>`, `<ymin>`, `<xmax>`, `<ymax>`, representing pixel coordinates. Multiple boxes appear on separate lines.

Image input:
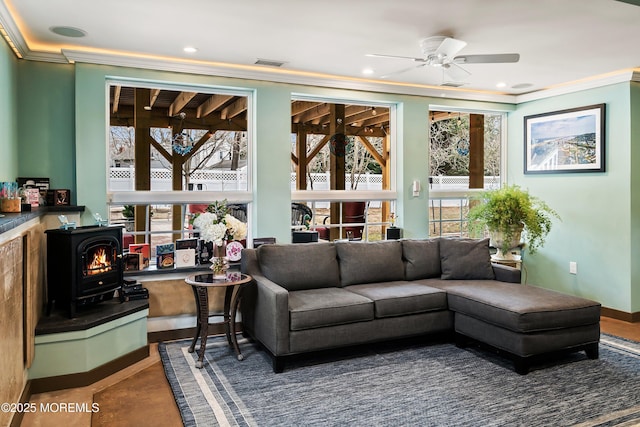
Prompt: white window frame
<box><xmin>290</xmin><ymin>93</ymin><xmax>398</xmax><ymax>204</ymax></box>
<box><xmin>105</xmin><ymin>78</ymin><xmax>254</xmax><ymax>207</ymax></box>
<box><xmin>427</xmin><ymin>106</ymin><xmax>508</xmax><ymax>237</ymax></box>
<box><xmin>427</xmin><ymin>106</ymin><xmax>507</xmax><ymax>196</ymax></box>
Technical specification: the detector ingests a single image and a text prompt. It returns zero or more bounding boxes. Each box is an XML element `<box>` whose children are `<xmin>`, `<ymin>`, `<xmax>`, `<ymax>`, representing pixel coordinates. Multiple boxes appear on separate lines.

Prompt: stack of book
<box><xmin>119</xmin><ymin>279</ymin><xmax>149</xmax><ymax>302</ymax></box>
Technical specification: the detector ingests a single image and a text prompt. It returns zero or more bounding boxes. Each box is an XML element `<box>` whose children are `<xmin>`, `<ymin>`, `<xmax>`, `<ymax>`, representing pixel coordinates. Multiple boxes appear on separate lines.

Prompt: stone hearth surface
<box><xmin>36</xmin><ymin>299</ymin><xmax>149</xmax><ymax>335</ymax></box>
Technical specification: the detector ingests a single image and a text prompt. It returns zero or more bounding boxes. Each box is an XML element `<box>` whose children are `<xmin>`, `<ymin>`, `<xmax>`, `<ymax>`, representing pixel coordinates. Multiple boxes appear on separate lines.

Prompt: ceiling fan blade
<box><xmin>366</xmin><ymin>53</ymin><xmax>426</xmax><ymax>63</ymax></box>
<box><xmin>380</xmin><ymin>64</ymin><xmax>426</xmax><ymax>79</ymax></box>
<box><xmin>454</xmin><ymin>53</ymin><xmax>520</xmax><ymax>64</ymax></box>
<box><xmin>435</xmin><ymin>37</ymin><xmax>467</xmax><ymax>58</ymax></box>
<box><xmin>443</xmin><ymin>62</ymin><xmax>471</xmax><ymax>82</ymax></box>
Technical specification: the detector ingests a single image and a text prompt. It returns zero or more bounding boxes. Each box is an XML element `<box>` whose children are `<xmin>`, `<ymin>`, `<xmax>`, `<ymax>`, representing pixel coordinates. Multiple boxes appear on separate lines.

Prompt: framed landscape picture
<box><xmin>524</xmin><ymin>104</ymin><xmax>605</xmax><ymax>174</ymax></box>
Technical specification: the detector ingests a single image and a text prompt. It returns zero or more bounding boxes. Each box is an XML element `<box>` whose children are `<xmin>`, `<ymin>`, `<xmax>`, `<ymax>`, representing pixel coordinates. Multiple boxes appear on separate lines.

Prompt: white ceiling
<box><xmin>1</xmin><ymin>0</ymin><xmax>640</xmax><ymax>101</ymax></box>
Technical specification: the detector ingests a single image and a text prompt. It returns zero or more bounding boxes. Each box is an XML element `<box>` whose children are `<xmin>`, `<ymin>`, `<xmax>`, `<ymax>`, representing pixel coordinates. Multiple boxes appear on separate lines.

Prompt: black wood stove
<box><xmin>46</xmin><ymin>226</ymin><xmax>124</xmax><ymax>318</ymax></box>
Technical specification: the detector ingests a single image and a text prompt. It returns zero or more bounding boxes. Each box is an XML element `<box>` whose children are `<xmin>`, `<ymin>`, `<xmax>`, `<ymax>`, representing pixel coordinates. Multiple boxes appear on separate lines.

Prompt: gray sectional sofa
<box><xmin>240</xmin><ymin>238</ymin><xmax>601</xmax><ymax>374</ymax></box>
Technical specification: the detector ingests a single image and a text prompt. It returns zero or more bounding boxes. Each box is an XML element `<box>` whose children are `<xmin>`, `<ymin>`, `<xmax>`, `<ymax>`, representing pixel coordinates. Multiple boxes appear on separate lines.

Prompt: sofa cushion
<box><xmin>439</xmin><ymin>238</ymin><xmax>495</xmax><ymax>280</ymax></box>
<box><xmin>336</xmin><ymin>240</ymin><xmax>405</xmax><ymax>286</ymax></box>
<box><xmin>346</xmin><ymin>281</ymin><xmax>447</xmax><ymax>318</ymax></box>
<box><xmin>442</xmin><ymin>281</ymin><xmax>601</xmax><ymax>333</ymax></box>
<box><xmin>288</xmin><ymin>288</ymin><xmax>374</xmax><ymax>331</ymax></box>
<box><xmin>402</xmin><ymin>238</ymin><xmax>441</xmax><ymax>280</ymax></box>
<box><xmin>257</xmin><ymin>243</ymin><xmax>340</xmax><ymax>291</ymax></box>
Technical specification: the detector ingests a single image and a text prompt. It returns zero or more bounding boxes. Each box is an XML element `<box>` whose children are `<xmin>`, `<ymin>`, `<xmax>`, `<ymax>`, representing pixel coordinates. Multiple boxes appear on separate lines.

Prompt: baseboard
<box><xmin>147</xmin><ymin>322</ymin><xmax>243</xmax><ymax>343</ymax></box>
<box><xmin>602</xmin><ymin>307</ymin><xmax>640</xmax><ymax>323</ymax></box>
<box><xmin>148</xmin><ymin>327</ymin><xmax>198</xmax><ymax>343</ymax></box>
<box><xmin>9</xmin><ymin>380</ymin><xmax>33</xmax><ymax>427</ymax></box>
<box><xmin>29</xmin><ymin>345</ymin><xmax>150</xmax><ymax>394</ymax></box>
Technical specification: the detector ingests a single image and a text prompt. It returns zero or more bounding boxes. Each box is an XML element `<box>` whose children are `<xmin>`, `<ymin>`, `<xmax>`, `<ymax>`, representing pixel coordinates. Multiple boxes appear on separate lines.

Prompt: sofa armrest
<box><xmin>491</xmin><ymin>262</ymin><xmax>522</xmax><ymax>283</ymax></box>
<box><xmin>241</xmin><ymin>249</ymin><xmax>290</xmax><ymax>356</ymax></box>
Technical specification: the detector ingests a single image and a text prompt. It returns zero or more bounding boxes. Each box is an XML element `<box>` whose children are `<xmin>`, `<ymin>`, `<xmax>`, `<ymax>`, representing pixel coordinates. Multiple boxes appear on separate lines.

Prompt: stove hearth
<box><xmin>46</xmin><ymin>225</ymin><xmax>124</xmax><ymax>318</ymax></box>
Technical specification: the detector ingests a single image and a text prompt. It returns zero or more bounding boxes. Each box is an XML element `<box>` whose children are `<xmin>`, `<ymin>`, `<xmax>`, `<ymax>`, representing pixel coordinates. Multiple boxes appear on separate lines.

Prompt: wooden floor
<box><xmin>18</xmin><ymin>317</ymin><xmax>640</xmax><ymax>427</ymax></box>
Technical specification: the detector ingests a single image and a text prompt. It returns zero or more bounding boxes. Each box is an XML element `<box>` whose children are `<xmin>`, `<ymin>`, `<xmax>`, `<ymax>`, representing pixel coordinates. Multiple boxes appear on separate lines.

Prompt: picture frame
<box><xmin>524</xmin><ymin>104</ymin><xmax>605</xmax><ymax>174</ymax></box>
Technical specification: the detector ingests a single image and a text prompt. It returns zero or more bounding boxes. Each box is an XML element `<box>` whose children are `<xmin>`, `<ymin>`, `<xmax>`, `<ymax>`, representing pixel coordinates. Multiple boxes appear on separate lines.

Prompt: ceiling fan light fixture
<box><xmin>428</xmin><ymin>54</ymin><xmax>447</xmax><ymax>67</ymax></box>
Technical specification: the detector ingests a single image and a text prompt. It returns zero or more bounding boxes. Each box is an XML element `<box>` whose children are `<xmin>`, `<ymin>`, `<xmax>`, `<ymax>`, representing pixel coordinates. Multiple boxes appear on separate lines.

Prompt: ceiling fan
<box><xmin>367</xmin><ymin>36</ymin><xmax>520</xmax><ymax>83</ymax></box>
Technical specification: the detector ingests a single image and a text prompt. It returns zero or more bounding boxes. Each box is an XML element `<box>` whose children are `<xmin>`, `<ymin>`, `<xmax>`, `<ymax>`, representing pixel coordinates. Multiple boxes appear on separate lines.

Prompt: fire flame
<box><xmin>87</xmin><ymin>248</ymin><xmax>112</xmax><ymax>275</ymax></box>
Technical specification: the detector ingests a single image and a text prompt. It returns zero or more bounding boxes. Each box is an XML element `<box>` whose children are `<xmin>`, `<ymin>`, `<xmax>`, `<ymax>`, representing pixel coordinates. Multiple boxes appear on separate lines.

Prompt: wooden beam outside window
<box><xmin>469</xmin><ymin>113</ymin><xmax>485</xmax><ymax>189</ymax></box>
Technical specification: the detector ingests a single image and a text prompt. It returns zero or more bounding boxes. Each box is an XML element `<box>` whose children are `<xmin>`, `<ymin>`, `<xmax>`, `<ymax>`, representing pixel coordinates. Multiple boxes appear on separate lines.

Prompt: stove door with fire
<box><xmin>80</xmin><ymin>236</ymin><xmax>121</xmax><ymax>295</ymax></box>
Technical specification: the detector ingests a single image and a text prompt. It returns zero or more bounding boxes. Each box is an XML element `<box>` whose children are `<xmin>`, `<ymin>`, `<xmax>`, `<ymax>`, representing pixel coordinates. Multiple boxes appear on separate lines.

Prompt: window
<box><xmin>428</xmin><ymin>109</ymin><xmax>505</xmax><ymax>237</ymax></box>
<box><xmin>107</xmin><ymin>81</ymin><xmax>252</xmax><ymax>259</ymax></box>
<box><xmin>290</xmin><ymin>97</ymin><xmax>396</xmax><ymax>241</ymax></box>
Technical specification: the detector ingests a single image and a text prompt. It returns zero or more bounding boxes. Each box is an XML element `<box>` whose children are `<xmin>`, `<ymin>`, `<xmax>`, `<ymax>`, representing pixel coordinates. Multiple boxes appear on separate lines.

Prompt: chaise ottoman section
<box><xmin>440</xmin><ymin>281</ymin><xmax>601</xmax><ymax>374</ymax></box>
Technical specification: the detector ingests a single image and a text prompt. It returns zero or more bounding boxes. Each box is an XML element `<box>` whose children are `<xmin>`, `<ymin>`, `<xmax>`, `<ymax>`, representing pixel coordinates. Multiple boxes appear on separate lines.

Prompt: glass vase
<box><xmin>210</xmin><ymin>242</ymin><xmax>228</xmax><ymax>279</ymax></box>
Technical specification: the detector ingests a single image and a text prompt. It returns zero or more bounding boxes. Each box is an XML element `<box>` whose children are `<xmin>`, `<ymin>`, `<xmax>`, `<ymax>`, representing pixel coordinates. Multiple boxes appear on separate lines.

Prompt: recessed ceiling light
<box><xmin>49</xmin><ymin>26</ymin><xmax>87</xmax><ymax>38</ymax></box>
<box><xmin>496</xmin><ymin>82</ymin><xmax>507</xmax><ymax>88</ymax></box>
<box><xmin>183</xmin><ymin>46</ymin><xmax>198</xmax><ymax>53</ymax></box>
<box><xmin>362</xmin><ymin>68</ymin><xmax>374</xmax><ymax>75</ymax></box>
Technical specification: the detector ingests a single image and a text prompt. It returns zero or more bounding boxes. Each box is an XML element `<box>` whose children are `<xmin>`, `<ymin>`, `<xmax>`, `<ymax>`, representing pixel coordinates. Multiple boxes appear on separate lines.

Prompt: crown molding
<box><xmin>515</xmin><ymin>69</ymin><xmax>640</xmax><ymax>103</ymax></box>
<box><xmin>0</xmin><ymin>2</ymin><xmax>68</xmax><ymax>63</ymax></box>
<box><xmin>61</xmin><ymin>49</ymin><xmax>518</xmax><ymax>104</ymax></box>
<box><xmin>23</xmin><ymin>49</ymin><xmax>68</xmax><ymax>63</ymax></box>
<box><xmin>0</xmin><ymin>0</ymin><xmax>26</xmax><ymax>56</ymax></box>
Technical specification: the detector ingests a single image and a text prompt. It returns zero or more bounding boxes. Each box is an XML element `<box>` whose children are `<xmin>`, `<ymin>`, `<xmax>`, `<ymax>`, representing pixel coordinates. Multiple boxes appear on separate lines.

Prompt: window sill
<box><xmin>123</xmin><ymin>261</ymin><xmax>240</xmax><ymax>277</ymax></box>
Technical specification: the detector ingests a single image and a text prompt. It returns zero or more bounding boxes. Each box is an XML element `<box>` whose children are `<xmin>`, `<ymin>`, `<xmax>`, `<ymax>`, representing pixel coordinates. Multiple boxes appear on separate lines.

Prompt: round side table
<box><xmin>184</xmin><ymin>271</ymin><xmax>252</xmax><ymax>368</ymax></box>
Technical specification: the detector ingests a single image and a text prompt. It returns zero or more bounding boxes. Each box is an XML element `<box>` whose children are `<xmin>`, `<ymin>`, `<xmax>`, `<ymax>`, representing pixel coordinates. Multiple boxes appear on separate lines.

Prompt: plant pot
<box><xmin>489</xmin><ymin>226</ymin><xmax>523</xmax><ymax>260</ymax></box>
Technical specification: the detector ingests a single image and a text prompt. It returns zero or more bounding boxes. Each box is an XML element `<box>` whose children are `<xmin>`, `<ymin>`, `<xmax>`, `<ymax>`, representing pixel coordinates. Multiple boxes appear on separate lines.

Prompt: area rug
<box><xmin>159</xmin><ymin>334</ymin><xmax>640</xmax><ymax>426</ymax></box>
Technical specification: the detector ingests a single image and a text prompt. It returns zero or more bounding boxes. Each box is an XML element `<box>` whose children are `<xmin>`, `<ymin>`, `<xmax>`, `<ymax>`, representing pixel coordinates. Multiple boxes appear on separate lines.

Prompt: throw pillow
<box><xmin>257</xmin><ymin>243</ymin><xmax>341</xmax><ymax>290</ymax></box>
<box><xmin>439</xmin><ymin>238</ymin><xmax>495</xmax><ymax>280</ymax></box>
<box><xmin>402</xmin><ymin>238</ymin><xmax>441</xmax><ymax>280</ymax></box>
<box><xmin>336</xmin><ymin>240</ymin><xmax>405</xmax><ymax>286</ymax></box>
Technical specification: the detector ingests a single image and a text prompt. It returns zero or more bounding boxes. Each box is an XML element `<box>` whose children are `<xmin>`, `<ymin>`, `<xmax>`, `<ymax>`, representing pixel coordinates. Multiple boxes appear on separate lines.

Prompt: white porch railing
<box><xmin>109</xmin><ymin>167</ymin><xmax>499</xmax><ymax>196</ymax></box>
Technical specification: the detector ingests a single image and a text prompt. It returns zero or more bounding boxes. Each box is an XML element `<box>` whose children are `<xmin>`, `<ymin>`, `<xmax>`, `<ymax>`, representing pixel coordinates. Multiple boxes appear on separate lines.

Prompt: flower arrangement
<box><xmin>192</xmin><ymin>199</ymin><xmax>247</xmax><ymax>246</ymax></box>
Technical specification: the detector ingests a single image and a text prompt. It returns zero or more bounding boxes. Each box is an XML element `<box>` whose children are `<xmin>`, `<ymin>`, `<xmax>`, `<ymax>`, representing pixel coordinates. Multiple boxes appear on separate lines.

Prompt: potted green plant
<box><xmin>122</xmin><ymin>205</ymin><xmax>135</xmax><ymax>232</ymax></box>
<box><xmin>122</xmin><ymin>205</ymin><xmax>135</xmax><ymax>219</ymax></box>
<box><xmin>467</xmin><ymin>185</ymin><xmax>560</xmax><ymax>259</ymax></box>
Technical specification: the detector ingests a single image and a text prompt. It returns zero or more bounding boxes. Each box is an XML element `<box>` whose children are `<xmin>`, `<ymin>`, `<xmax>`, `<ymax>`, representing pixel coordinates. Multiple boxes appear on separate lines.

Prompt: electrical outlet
<box><xmin>569</xmin><ymin>261</ymin><xmax>577</xmax><ymax>275</ymax></box>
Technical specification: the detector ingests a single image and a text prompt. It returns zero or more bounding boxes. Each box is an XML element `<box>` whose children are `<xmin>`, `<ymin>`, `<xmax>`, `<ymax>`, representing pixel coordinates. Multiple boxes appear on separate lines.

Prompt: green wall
<box><xmin>507</xmin><ymin>83</ymin><xmax>637</xmax><ymax>312</ymax></box>
<box><xmin>12</xmin><ymin>59</ymin><xmax>639</xmax><ymax>314</ymax></box>
<box><xmin>631</xmin><ymin>81</ymin><xmax>640</xmax><ymax>312</ymax></box>
<box><xmin>0</xmin><ymin>37</ymin><xmax>18</xmax><ymax>181</ymax></box>
<box><xmin>17</xmin><ymin>61</ymin><xmax>75</xmax><ymax>197</ymax></box>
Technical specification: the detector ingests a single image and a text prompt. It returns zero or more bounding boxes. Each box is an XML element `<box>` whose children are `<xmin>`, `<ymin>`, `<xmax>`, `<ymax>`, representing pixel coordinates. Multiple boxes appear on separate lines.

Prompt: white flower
<box><xmin>224</xmin><ymin>214</ymin><xmax>247</xmax><ymax>240</ymax></box>
<box><xmin>193</xmin><ymin>212</ymin><xmax>227</xmax><ymax>246</ymax></box>
<box><xmin>192</xmin><ymin>212</ymin><xmax>216</xmax><ymax>229</ymax></box>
